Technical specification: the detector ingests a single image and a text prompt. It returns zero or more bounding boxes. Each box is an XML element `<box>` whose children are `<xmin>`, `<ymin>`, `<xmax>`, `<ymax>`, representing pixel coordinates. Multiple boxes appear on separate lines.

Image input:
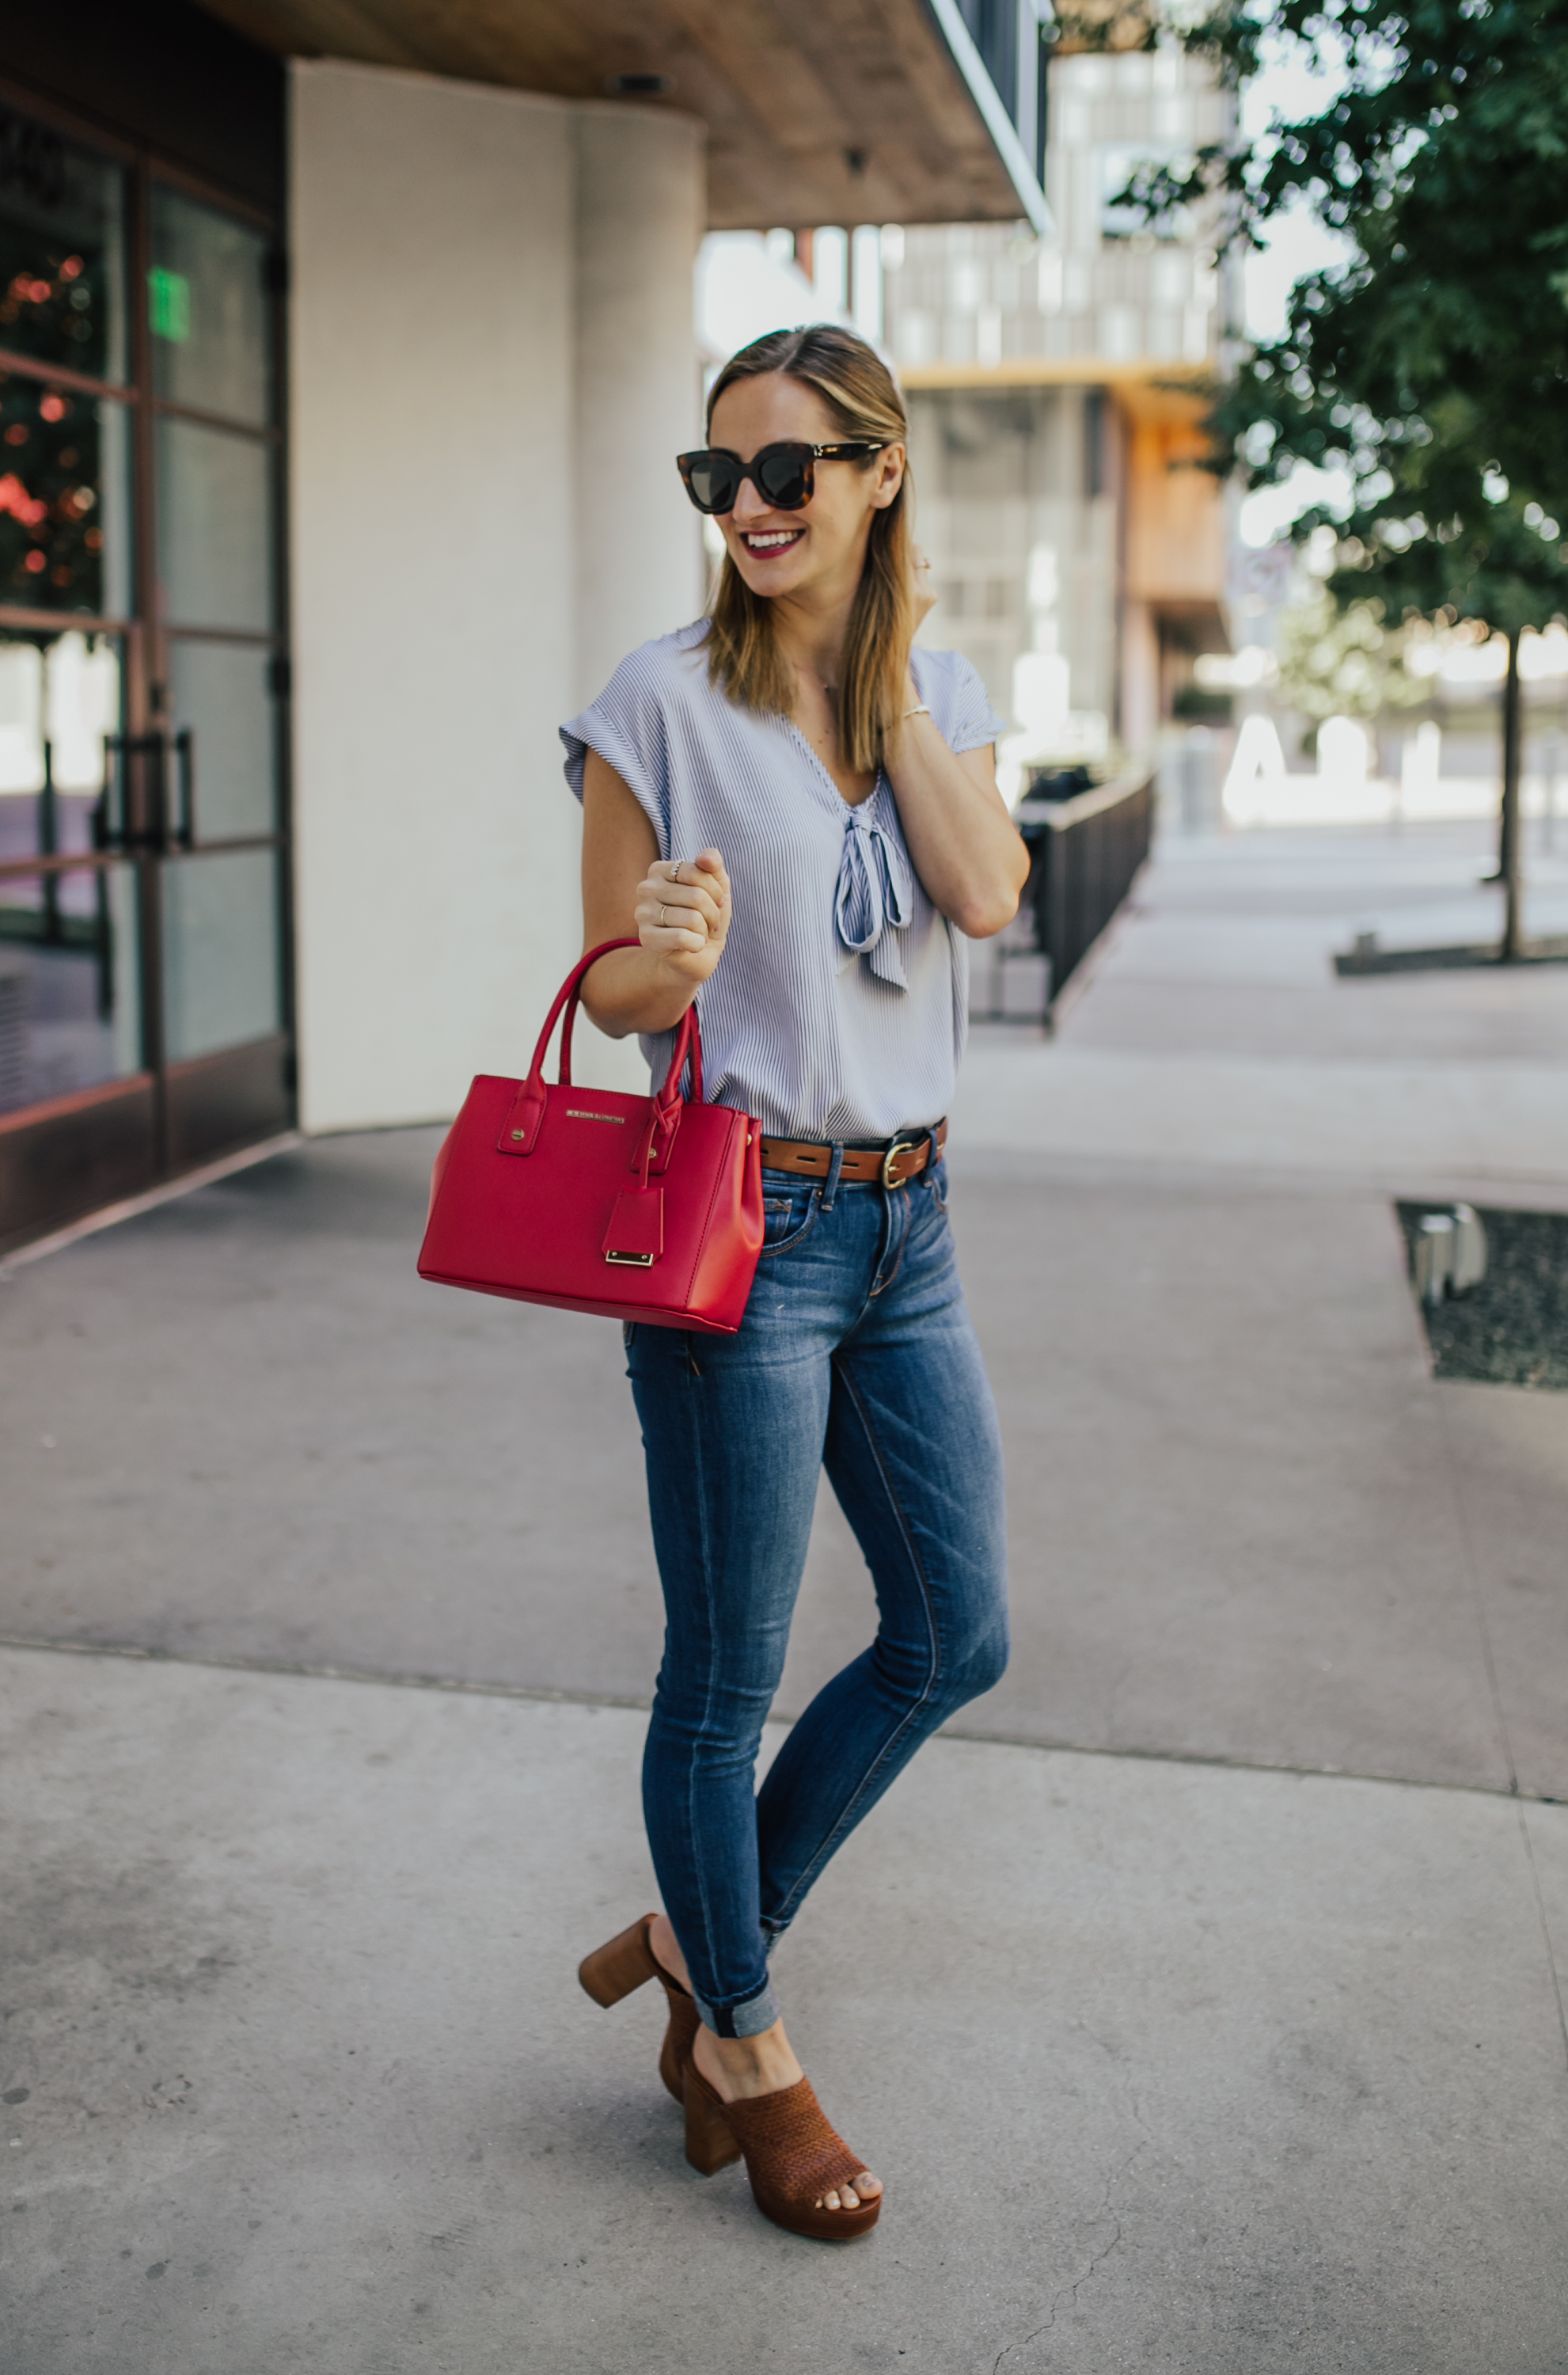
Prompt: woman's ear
<box><xmin>869</xmin><ymin>443</ymin><xmax>906</xmax><ymax>511</ymax></box>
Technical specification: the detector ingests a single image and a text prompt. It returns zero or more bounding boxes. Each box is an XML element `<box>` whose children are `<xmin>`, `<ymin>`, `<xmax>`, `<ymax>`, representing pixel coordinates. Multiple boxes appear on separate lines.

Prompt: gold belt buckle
<box><xmin>879</xmin><ymin>1134</ymin><xmax>919</xmax><ymax>1190</ymax></box>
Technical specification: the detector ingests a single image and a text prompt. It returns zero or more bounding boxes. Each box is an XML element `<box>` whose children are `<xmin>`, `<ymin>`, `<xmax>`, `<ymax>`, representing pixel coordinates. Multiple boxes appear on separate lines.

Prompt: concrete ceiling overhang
<box><xmin>192</xmin><ymin>0</ymin><xmax>1032</xmax><ymax>229</ymax></box>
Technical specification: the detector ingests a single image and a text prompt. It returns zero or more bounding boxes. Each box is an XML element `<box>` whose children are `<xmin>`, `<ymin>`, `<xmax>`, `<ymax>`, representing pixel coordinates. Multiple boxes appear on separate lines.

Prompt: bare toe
<box><xmin>814</xmin><ymin>2175</ymin><xmax>880</xmax><ymax>2210</ymax></box>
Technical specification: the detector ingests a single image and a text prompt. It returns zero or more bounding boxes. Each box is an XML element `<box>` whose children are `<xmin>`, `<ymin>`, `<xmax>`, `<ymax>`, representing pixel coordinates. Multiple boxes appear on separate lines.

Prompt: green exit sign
<box><xmin>147</xmin><ymin>267</ymin><xmax>191</xmax><ymax>343</ymax></box>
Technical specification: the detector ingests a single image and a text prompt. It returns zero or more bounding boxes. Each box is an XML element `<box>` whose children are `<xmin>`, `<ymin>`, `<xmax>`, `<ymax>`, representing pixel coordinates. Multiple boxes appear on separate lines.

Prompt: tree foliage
<box><xmin>1274</xmin><ymin>586</ymin><xmax>1427</xmax><ymax>723</ymax></box>
<box><xmin>1133</xmin><ymin>0</ymin><xmax>1568</xmax><ymax>636</ymax></box>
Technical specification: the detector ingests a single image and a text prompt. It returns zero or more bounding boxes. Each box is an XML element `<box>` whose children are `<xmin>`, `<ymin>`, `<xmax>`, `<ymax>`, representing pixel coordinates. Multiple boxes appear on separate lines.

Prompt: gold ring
<box><xmin>659</xmin><ymin>904</ymin><xmax>668</xmax><ymax>927</ymax></box>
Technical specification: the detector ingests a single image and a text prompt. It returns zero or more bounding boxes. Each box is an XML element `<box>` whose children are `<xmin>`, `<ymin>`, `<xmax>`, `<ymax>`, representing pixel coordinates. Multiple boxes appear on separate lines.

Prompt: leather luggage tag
<box><xmin>603</xmin><ymin>1186</ymin><xmax>663</xmax><ymax>1267</ymax></box>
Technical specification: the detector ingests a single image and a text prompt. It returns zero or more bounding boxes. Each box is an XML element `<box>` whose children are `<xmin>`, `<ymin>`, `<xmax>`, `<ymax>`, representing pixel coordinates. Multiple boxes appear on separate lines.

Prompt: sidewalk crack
<box><xmin>993</xmin><ymin>2029</ymin><xmax>1150</xmax><ymax>2369</ymax></box>
<box><xmin>1517</xmin><ymin>1803</ymin><xmax>1568</xmax><ymax>2077</ymax></box>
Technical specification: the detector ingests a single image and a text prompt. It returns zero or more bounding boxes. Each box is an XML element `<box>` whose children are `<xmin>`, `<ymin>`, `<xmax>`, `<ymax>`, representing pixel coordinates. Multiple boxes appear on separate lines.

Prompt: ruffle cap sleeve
<box><xmin>911</xmin><ymin>645</ymin><xmax>1009</xmax><ymax>754</ymax></box>
<box><xmin>560</xmin><ymin>630</ymin><xmax>700</xmax><ymax>859</ymax></box>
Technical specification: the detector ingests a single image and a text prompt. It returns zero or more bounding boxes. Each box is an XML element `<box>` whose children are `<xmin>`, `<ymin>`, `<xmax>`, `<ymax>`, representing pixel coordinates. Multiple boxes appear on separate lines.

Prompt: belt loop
<box><xmin>822</xmin><ymin>1142</ymin><xmax>846</xmax><ymax>1211</ymax></box>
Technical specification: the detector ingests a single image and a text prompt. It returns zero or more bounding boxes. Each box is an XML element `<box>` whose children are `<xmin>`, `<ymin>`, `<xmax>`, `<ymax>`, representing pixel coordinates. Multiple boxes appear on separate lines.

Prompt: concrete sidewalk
<box><xmin>4</xmin><ymin>817</ymin><xmax>1566</xmax><ymax>2370</ymax></box>
<box><xmin>959</xmin><ymin>818</ymin><xmax>1568</xmax><ymax>1184</ymax></box>
<box><xmin>6</xmin><ymin>1647</ymin><xmax>1566</xmax><ymax>2373</ymax></box>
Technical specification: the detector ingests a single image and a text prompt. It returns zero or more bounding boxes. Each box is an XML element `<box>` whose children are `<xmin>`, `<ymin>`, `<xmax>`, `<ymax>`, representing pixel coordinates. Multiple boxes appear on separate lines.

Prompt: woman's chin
<box><xmin>731</xmin><ymin>550</ymin><xmax>818</xmax><ymax>602</ymax></box>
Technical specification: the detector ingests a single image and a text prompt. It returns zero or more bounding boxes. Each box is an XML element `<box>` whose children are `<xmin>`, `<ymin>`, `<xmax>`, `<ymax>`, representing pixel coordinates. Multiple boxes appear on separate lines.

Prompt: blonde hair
<box><xmin>702</xmin><ymin>325</ymin><xmax>914</xmax><ymax>774</ymax></box>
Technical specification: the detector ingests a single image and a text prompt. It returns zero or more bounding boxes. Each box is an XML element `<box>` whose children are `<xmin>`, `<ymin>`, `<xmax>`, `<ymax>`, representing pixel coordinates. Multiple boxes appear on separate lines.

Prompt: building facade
<box><xmin>884</xmin><ymin>42</ymin><xmax>1236</xmax><ymax>783</ymax></box>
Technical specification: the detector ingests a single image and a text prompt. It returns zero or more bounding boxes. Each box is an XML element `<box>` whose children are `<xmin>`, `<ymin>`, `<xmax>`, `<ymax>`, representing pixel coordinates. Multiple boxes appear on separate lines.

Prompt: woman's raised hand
<box><xmin>635</xmin><ymin>849</ymin><xmax>731</xmax><ymax>986</ymax></box>
<box><xmin>909</xmin><ymin>542</ymin><xmax>938</xmax><ymax>631</ymax></box>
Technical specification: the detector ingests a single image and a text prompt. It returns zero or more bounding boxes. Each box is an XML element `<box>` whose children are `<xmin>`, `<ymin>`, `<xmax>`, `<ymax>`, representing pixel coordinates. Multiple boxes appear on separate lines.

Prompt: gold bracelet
<box><xmin>902</xmin><ymin>702</ymin><xmax>931</xmax><ymax>720</ymax></box>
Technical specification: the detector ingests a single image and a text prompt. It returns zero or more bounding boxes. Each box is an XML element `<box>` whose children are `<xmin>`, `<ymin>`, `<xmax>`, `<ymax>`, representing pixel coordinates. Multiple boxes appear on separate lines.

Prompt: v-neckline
<box><xmin>782</xmin><ymin>716</ymin><xmax>882</xmax><ymax>815</ymax></box>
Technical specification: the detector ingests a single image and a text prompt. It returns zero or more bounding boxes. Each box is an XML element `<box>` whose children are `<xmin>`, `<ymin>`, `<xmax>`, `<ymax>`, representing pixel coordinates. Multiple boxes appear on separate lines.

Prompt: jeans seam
<box><xmin>865</xmin><ymin>1185</ymin><xmax>913</xmax><ymax>1302</ymax></box>
<box><xmin>683</xmin><ymin>1360</ymin><xmax>727</xmax><ymax>2016</ymax></box>
<box><xmin>765</xmin><ymin>1355</ymin><xmax>943</xmax><ymax>1929</ymax></box>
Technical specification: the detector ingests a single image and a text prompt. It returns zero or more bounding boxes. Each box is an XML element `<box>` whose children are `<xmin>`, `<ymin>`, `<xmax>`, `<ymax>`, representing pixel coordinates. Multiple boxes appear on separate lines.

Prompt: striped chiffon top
<box><xmin>560</xmin><ymin>621</ymin><xmax>1007</xmax><ymax>1143</ymax></box>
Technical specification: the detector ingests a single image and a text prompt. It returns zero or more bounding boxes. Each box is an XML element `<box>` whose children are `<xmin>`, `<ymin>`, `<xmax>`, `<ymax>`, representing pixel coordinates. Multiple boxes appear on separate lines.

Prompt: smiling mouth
<box><xmin>741</xmin><ymin>528</ymin><xmax>805</xmax><ymax>553</ymax></box>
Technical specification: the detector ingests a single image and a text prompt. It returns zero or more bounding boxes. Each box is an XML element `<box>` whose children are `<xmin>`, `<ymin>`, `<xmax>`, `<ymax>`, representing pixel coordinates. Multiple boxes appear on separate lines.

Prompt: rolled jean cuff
<box><xmin>693</xmin><ymin>1979</ymin><xmax>780</xmax><ymax>2039</ymax></box>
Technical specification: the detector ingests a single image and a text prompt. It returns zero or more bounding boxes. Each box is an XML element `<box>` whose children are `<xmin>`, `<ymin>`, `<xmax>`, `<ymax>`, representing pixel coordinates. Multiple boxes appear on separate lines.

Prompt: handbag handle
<box><xmin>502</xmin><ymin>937</ymin><xmax>706</xmax><ymax>1157</ymax></box>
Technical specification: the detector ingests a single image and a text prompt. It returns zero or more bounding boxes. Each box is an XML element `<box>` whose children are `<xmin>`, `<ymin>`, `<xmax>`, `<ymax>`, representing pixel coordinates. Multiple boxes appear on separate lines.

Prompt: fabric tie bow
<box><xmin>834</xmin><ymin>798</ymin><xmax>913</xmax><ymax>990</ymax></box>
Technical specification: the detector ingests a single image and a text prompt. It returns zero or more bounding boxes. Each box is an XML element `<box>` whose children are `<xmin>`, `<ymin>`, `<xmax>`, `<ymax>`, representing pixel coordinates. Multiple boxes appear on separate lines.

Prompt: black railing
<box><xmin>972</xmin><ymin>766</ymin><xmax>1155</xmax><ymax>1028</ymax></box>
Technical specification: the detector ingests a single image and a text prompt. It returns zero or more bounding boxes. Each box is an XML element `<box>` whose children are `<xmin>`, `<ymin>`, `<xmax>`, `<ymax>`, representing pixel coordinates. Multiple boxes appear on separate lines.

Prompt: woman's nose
<box><xmin>731</xmin><ymin>476</ymin><xmax>772</xmax><ymax>524</ymax></box>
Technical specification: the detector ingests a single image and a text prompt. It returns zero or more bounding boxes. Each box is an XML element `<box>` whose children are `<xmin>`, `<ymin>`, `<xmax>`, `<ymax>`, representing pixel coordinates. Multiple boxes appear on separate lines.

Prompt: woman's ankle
<box><xmin>697</xmin><ymin>2017</ymin><xmax>803</xmax><ymax>2101</ymax></box>
<box><xmin>648</xmin><ymin>1912</ymin><xmax>691</xmax><ymax>1994</ymax></box>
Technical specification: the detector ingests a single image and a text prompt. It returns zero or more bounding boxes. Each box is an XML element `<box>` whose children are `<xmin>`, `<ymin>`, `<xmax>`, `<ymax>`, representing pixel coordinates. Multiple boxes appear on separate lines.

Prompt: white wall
<box><xmin>573</xmin><ymin>105</ymin><xmax>704</xmax><ymax>709</ymax></box>
<box><xmin>289</xmin><ymin>63</ymin><xmax>703</xmax><ymax>1132</ymax></box>
<box><xmin>569</xmin><ymin>104</ymin><xmax>704</xmax><ymax>1098</ymax></box>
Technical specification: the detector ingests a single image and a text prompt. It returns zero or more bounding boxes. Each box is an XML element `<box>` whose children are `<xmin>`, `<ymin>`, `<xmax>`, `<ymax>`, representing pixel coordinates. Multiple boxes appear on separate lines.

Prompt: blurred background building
<box><xmin>888</xmin><ymin>41</ymin><xmax>1234</xmax><ymax>790</ymax></box>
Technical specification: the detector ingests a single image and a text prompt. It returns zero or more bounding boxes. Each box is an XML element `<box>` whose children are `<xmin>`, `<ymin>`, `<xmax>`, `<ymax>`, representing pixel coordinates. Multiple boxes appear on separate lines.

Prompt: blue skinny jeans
<box><xmin>625</xmin><ymin>1153</ymin><xmax>1009</xmax><ymax>2037</ymax></box>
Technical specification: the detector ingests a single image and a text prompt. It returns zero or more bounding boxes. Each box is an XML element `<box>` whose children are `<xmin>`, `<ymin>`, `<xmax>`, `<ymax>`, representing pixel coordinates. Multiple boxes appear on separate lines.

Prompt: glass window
<box><xmin>0</xmin><ymin>372</ymin><xmax>133</xmax><ymax>618</ymax></box>
<box><xmin>166</xmin><ymin>638</ymin><xmax>277</xmax><ymax>840</ymax></box>
<box><xmin>161</xmin><ymin>846</ymin><xmax>281</xmax><ymax>1061</ymax></box>
<box><xmin>150</xmin><ymin>186</ymin><xmax>271</xmax><ymax>428</ymax></box>
<box><xmin>0</xmin><ymin>104</ymin><xmax>128</xmax><ymax>385</ymax></box>
<box><xmin>155</xmin><ymin>416</ymin><xmax>273</xmax><ymax>630</ymax></box>
<box><xmin>0</xmin><ymin>629</ymin><xmax>123</xmax><ymax>865</ymax></box>
<box><xmin>0</xmin><ymin>861</ymin><xmax>141</xmax><ymax>1112</ymax></box>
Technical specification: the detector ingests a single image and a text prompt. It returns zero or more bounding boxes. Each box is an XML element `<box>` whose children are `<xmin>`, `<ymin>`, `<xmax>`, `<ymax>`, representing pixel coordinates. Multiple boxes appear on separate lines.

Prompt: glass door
<box><xmin>0</xmin><ymin>92</ymin><xmax>290</xmax><ymax>1251</ymax></box>
<box><xmin>146</xmin><ymin>179</ymin><xmax>289</xmax><ymax>1170</ymax></box>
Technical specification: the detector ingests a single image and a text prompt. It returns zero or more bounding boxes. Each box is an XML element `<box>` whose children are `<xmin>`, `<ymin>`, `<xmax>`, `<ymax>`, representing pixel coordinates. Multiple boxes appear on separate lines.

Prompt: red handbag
<box><xmin>417</xmin><ymin>939</ymin><xmax>765</xmax><ymax>1333</ymax></box>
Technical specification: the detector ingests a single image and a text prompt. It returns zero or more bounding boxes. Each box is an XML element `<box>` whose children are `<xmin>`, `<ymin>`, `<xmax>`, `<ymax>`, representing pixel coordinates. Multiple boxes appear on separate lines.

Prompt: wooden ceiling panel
<box><xmin>192</xmin><ymin>0</ymin><xmax>1027</xmax><ymax>226</ymax></box>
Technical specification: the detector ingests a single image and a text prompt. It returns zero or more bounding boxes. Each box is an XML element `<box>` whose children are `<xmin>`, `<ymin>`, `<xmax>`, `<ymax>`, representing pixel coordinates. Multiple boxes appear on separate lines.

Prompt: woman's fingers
<box><xmin>664</xmin><ymin>854</ymin><xmax>727</xmax><ymax>902</ymax></box>
<box><xmin>909</xmin><ymin>542</ymin><xmax>938</xmax><ymax>628</ymax></box>
<box><xmin>639</xmin><ymin>857</ymin><xmax>727</xmax><ymax>940</ymax></box>
<box><xmin>636</xmin><ymin>895</ymin><xmax>705</xmax><ymax>939</ymax></box>
<box><xmin>634</xmin><ymin>853</ymin><xmax>731</xmax><ymax>964</ymax></box>
<box><xmin>636</xmin><ymin>887</ymin><xmax>719</xmax><ymax>941</ymax></box>
<box><xmin>692</xmin><ymin>849</ymin><xmax>732</xmax><ymax>929</ymax></box>
<box><xmin>651</xmin><ymin>881</ymin><xmax>720</xmax><ymax>929</ymax></box>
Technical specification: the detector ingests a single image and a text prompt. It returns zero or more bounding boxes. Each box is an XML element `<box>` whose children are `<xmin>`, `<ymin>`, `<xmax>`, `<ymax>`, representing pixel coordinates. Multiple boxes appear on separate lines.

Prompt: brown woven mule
<box><xmin>578</xmin><ymin>1913</ymin><xmax>703</xmax><ymax>2107</ymax></box>
<box><xmin>683</xmin><ymin>2060</ymin><xmax>881</xmax><ymax>2241</ymax></box>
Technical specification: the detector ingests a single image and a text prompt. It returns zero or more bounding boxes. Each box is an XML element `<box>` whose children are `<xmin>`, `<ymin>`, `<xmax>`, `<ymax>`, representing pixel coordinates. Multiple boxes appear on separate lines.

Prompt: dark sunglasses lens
<box><xmin>685</xmin><ymin>456</ymin><xmax>739</xmax><ymax>514</ymax></box>
<box><xmin>757</xmin><ymin>447</ymin><xmax>811</xmax><ymax>507</ymax></box>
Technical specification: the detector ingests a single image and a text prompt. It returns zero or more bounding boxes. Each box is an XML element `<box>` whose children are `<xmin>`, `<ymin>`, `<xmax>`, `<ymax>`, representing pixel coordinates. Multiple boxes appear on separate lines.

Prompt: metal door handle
<box><xmin>96</xmin><ymin>731</ymin><xmax>196</xmax><ymax>853</ymax></box>
<box><xmin>173</xmin><ymin>728</ymin><xmax>195</xmax><ymax>850</ymax></box>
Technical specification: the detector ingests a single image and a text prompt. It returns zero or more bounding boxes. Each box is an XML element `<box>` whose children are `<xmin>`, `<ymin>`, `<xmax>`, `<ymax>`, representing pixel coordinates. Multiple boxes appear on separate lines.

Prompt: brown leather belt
<box><xmin>758</xmin><ymin>1119</ymin><xmax>947</xmax><ymax>1190</ymax></box>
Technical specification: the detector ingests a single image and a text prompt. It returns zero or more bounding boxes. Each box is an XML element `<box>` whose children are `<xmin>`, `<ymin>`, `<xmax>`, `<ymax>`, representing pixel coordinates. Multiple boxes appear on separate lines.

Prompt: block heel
<box><xmin>579</xmin><ymin>1912</ymin><xmax>700</xmax><ymax>2105</ymax></box>
<box><xmin>578</xmin><ymin>1913</ymin><xmax>661</xmax><ymax>2008</ymax></box>
<box><xmin>682</xmin><ymin>2058</ymin><xmax>744</xmax><ymax>2175</ymax></box>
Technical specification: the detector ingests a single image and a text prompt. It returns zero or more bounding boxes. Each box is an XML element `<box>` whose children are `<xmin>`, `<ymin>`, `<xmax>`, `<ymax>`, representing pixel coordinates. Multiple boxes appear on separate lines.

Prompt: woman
<box><xmin>563</xmin><ymin>325</ymin><xmax>1029</xmax><ymax>2243</ymax></box>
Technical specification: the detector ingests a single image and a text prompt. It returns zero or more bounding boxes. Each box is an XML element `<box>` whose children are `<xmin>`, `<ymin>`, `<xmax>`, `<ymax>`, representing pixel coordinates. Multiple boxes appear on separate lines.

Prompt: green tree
<box><xmin>1131</xmin><ymin>0</ymin><xmax>1568</xmax><ymax>954</ymax></box>
<box><xmin>1274</xmin><ymin>588</ymin><xmax>1426</xmax><ymax>743</ymax></box>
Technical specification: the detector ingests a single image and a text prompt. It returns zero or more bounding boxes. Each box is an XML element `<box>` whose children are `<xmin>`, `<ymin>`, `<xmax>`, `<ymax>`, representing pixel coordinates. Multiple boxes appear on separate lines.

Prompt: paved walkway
<box><xmin>3</xmin><ymin>819</ymin><xmax>1566</xmax><ymax>2371</ymax></box>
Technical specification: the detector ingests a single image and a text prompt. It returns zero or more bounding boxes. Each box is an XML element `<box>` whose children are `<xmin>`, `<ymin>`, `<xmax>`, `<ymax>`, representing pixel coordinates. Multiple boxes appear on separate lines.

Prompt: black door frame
<box><xmin>0</xmin><ymin>69</ymin><xmax>294</xmax><ymax>1253</ymax></box>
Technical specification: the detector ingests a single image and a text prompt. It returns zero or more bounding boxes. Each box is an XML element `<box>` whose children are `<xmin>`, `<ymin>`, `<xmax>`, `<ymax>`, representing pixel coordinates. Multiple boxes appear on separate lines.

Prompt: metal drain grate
<box><xmin>1396</xmin><ymin>1203</ymin><xmax>1568</xmax><ymax>1389</ymax></box>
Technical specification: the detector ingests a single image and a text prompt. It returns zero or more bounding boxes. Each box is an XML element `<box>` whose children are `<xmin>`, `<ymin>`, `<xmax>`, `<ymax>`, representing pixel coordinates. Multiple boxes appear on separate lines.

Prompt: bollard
<box><xmin>1450</xmin><ymin>1203</ymin><xmax>1489</xmax><ymax>1294</ymax></box>
<box><xmin>1414</xmin><ymin>1213</ymin><xmax>1455</xmax><ymax>1306</ymax></box>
